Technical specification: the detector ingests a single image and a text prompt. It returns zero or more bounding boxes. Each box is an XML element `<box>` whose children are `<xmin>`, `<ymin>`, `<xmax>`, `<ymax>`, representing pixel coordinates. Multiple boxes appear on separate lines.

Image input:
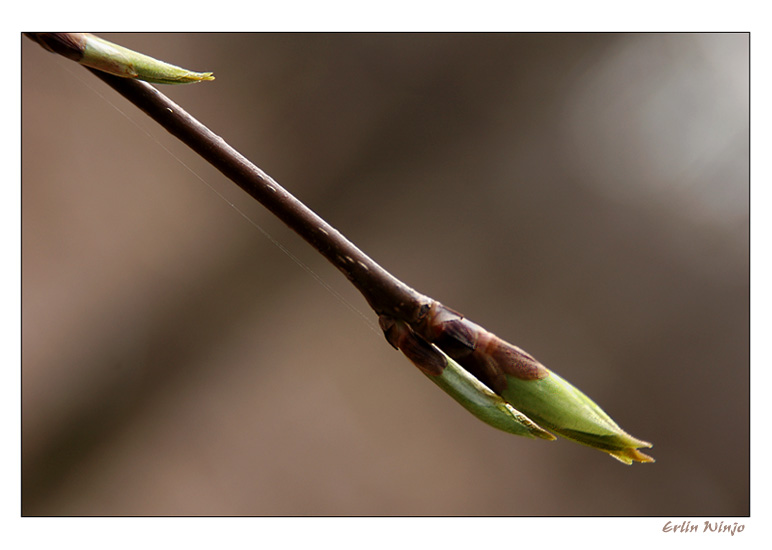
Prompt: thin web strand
<box><xmin>53</xmin><ymin>58</ymin><xmax>381</xmax><ymax>337</ymax></box>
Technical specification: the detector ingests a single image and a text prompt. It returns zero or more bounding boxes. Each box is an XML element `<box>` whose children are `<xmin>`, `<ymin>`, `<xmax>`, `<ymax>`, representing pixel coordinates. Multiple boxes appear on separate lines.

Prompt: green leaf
<box><xmin>500</xmin><ymin>371</ymin><xmax>654</xmax><ymax>464</ymax></box>
<box><xmin>429</xmin><ymin>346</ymin><xmax>556</xmax><ymax>439</ymax></box>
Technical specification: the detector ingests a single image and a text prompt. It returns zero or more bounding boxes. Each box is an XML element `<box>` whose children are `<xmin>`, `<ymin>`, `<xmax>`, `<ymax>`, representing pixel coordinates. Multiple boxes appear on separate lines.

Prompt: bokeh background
<box><xmin>22</xmin><ymin>33</ymin><xmax>748</xmax><ymax>516</ymax></box>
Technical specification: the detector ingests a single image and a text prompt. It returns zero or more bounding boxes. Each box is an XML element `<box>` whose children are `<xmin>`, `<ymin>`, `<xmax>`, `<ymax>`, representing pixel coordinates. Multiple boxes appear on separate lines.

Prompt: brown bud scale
<box><xmin>414</xmin><ymin>302</ymin><xmax>549</xmax><ymax>393</ymax></box>
<box><xmin>379</xmin><ymin>316</ymin><xmax>446</xmax><ymax>376</ymax></box>
<box><xmin>26</xmin><ymin>33</ymin><xmax>86</xmax><ymax>62</ymax></box>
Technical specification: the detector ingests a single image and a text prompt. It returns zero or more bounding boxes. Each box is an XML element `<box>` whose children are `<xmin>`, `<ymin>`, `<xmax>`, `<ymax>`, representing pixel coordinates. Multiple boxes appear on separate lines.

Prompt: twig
<box><xmin>26</xmin><ymin>33</ymin><xmax>654</xmax><ymax>463</ymax></box>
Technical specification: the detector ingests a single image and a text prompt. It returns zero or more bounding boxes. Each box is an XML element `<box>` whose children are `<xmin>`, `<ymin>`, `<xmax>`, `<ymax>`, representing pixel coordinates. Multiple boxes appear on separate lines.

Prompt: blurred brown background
<box><xmin>21</xmin><ymin>33</ymin><xmax>748</xmax><ymax>516</ymax></box>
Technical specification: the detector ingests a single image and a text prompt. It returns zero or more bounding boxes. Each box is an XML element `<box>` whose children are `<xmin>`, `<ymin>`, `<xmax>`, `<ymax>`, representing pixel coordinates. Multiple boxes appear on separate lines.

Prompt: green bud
<box><xmin>27</xmin><ymin>33</ymin><xmax>214</xmax><ymax>84</ymax></box>
<box><xmin>413</xmin><ymin>302</ymin><xmax>654</xmax><ymax>464</ymax></box>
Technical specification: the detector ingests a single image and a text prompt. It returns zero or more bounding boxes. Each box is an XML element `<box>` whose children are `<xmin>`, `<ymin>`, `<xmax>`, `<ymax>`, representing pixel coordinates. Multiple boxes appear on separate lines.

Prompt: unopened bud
<box><xmin>413</xmin><ymin>302</ymin><xmax>654</xmax><ymax>464</ymax></box>
<box><xmin>27</xmin><ymin>33</ymin><xmax>214</xmax><ymax>84</ymax></box>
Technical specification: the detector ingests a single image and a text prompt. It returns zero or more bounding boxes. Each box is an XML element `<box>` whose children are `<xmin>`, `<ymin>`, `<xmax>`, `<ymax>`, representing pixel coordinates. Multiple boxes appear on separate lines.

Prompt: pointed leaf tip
<box><xmin>607</xmin><ymin>445</ymin><xmax>655</xmax><ymax>465</ymax></box>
